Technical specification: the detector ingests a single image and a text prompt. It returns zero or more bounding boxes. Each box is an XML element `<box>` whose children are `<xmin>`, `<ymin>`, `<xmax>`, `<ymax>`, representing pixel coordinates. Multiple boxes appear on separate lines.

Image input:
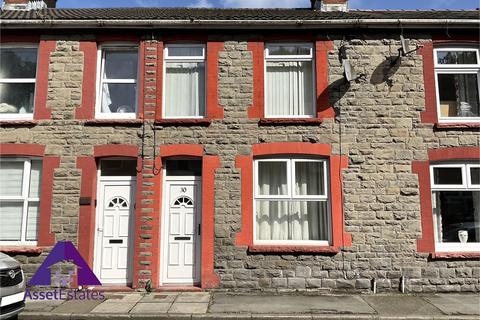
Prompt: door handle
<box><xmin>198</xmin><ymin>224</ymin><xmax>201</xmax><ymax>235</ymax></box>
<box><xmin>97</xmin><ymin>228</ymin><xmax>103</xmax><ymax>232</ymax></box>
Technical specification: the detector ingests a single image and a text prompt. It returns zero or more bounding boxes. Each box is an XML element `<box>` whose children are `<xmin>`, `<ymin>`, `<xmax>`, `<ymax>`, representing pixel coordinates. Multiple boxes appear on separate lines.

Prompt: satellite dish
<box><xmin>343</xmin><ymin>59</ymin><xmax>356</xmax><ymax>82</ymax></box>
<box><xmin>400</xmin><ymin>35</ymin><xmax>410</xmax><ymax>57</ymax></box>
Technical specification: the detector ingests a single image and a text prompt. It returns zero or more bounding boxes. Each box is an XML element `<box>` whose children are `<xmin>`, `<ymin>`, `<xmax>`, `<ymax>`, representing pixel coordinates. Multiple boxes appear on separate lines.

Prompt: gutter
<box><xmin>0</xmin><ymin>18</ymin><xmax>479</xmax><ymax>29</ymax></box>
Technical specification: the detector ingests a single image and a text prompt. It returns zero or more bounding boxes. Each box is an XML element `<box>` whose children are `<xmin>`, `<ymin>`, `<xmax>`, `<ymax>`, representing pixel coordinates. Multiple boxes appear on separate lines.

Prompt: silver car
<box><xmin>0</xmin><ymin>253</ymin><xmax>25</xmax><ymax>319</ymax></box>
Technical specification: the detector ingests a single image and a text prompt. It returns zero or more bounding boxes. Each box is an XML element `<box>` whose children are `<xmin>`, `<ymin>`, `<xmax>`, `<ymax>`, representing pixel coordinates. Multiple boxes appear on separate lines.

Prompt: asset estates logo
<box><xmin>26</xmin><ymin>241</ymin><xmax>105</xmax><ymax>301</ymax></box>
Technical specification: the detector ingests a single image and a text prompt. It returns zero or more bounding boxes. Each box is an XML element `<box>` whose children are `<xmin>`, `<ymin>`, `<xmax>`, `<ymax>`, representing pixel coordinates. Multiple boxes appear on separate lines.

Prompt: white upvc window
<box><xmin>0</xmin><ymin>45</ymin><xmax>38</xmax><ymax>120</ymax></box>
<box><xmin>163</xmin><ymin>44</ymin><xmax>206</xmax><ymax>119</ymax></box>
<box><xmin>430</xmin><ymin>163</ymin><xmax>480</xmax><ymax>252</ymax></box>
<box><xmin>95</xmin><ymin>44</ymin><xmax>139</xmax><ymax>119</ymax></box>
<box><xmin>0</xmin><ymin>158</ymin><xmax>42</xmax><ymax>245</ymax></box>
<box><xmin>264</xmin><ymin>43</ymin><xmax>316</xmax><ymax>118</ymax></box>
<box><xmin>434</xmin><ymin>47</ymin><xmax>480</xmax><ymax>123</ymax></box>
<box><xmin>253</xmin><ymin>157</ymin><xmax>330</xmax><ymax>245</ymax></box>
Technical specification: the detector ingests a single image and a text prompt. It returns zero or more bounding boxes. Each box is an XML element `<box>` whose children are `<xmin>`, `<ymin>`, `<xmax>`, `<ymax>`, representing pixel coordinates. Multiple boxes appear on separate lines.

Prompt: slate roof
<box><xmin>1</xmin><ymin>7</ymin><xmax>479</xmax><ymax>21</ymax></box>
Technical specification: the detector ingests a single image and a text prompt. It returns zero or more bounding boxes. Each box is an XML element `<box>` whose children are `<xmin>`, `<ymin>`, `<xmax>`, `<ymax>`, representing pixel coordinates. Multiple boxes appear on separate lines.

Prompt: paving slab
<box><xmin>176</xmin><ymin>292</ymin><xmax>211</xmax><ymax>303</ymax></box>
<box><xmin>130</xmin><ymin>302</ymin><xmax>172</xmax><ymax>313</ymax></box>
<box><xmin>423</xmin><ymin>294</ymin><xmax>480</xmax><ymax>315</ymax></box>
<box><xmin>90</xmin><ymin>301</ymin><xmax>136</xmax><ymax>313</ymax></box>
<box><xmin>362</xmin><ymin>295</ymin><xmax>444</xmax><ymax>316</ymax></box>
<box><xmin>24</xmin><ymin>299</ymin><xmax>64</xmax><ymax>312</ymax></box>
<box><xmin>169</xmin><ymin>302</ymin><xmax>209</xmax><ymax>314</ymax></box>
<box><xmin>210</xmin><ymin>294</ymin><xmax>376</xmax><ymax>314</ymax></box>
<box><xmin>51</xmin><ymin>299</ymin><xmax>103</xmax><ymax>314</ymax></box>
<box><xmin>140</xmin><ymin>292</ymin><xmax>178</xmax><ymax>303</ymax></box>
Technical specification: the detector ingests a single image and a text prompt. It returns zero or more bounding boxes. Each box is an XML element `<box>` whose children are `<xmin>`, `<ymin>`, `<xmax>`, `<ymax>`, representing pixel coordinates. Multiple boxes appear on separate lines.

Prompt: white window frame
<box><xmin>0</xmin><ymin>158</ymin><xmax>41</xmax><ymax>245</ymax></box>
<box><xmin>0</xmin><ymin>44</ymin><xmax>39</xmax><ymax>120</ymax></box>
<box><xmin>253</xmin><ymin>157</ymin><xmax>330</xmax><ymax>245</ymax></box>
<box><xmin>163</xmin><ymin>43</ymin><xmax>206</xmax><ymax>119</ymax></box>
<box><xmin>264</xmin><ymin>43</ymin><xmax>316</xmax><ymax>119</ymax></box>
<box><xmin>430</xmin><ymin>162</ymin><xmax>480</xmax><ymax>252</ymax></box>
<box><xmin>95</xmin><ymin>43</ymin><xmax>139</xmax><ymax>119</ymax></box>
<box><xmin>434</xmin><ymin>47</ymin><xmax>480</xmax><ymax>123</ymax></box>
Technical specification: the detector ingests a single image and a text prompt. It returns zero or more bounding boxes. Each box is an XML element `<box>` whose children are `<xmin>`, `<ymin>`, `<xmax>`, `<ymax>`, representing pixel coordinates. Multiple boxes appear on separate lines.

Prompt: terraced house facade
<box><xmin>0</xmin><ymin>0</ymin><xmax>479</xmax><ymax>293</ymax></box>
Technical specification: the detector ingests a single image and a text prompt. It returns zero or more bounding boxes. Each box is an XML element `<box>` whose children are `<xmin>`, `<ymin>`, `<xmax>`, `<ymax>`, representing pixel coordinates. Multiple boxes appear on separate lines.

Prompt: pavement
<box><xmin>19</xmin><ymin>291</ymin><xmax>480</xmax><ymax>320</ymax></box>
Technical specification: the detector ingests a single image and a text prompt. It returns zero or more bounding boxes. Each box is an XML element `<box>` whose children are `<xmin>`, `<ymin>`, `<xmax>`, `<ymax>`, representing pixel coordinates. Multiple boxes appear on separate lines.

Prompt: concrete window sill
<box><xmin>155</xmin><ymin>119</ymin><xmax>212</xmax><ymax>126</ymax></box>
<box><xmin>258</xmin><ymin>118</ymin><xmax>323</xmax><ymax>126</ymax></box>
<box><xmin>0</xmin><ymin>120</ymin><xmax>38</xmax><ymax>127</ymax></box>
<box><xmin>430</xmin><ymin>252</ymin><xmax>480</xmax><ymax>259</ymax></box>
<box><xmin>435</xmin><ymin>123</ymin><xmax>480</xmax><ymax>129</ymax></box>
<box><xmin>84</xmin><ymin>119</ymin><xmax>144</xmax><ymax>126</ymax></box>
<box><xmin>248</xmin><ymin>245</ymin><xmax>339</xmax><ymax>254</ymax></box>
<box><xmin>0</xmin><ymin>246</ymin><xmax>44</xmax><ymax>254</ymax></box>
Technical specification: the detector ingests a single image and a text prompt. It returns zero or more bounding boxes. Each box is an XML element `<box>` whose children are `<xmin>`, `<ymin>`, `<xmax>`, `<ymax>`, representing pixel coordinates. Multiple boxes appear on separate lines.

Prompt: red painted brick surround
<box><xmin>76</xmin><ymin>35</ymin><xmax>145</xmax><ymax>120</ymax></box>
<box><xmin>0</xmin><ymin>35</ymin><xmax>55</xmax><ymax>120</ymax></box>
<box><xmin>235</xmin><ymin>142</ymin><xmax>351</xmax><ymax>252</ymax></box>
<box><xmin>154</xmin><ymin>39</ymin><xmax>224</xmax><ymax>122</ymax></box>
<box><xmin>157</xmin><ymin>144</ymin><xmax>221</xmax><ymax>288</ymax></box>
<box><xmin>413</xmin><ymin>146</ymin><xmax>480</xmax><ymax>257</ymax></box>
<box><xmin>76</xmin><ymin>144</ymin><xmax>142</xmax><ymax>286</ymax></box>
<box><xmin>0</xmin><ymin>144</ymin><xmax>59</xmax><ymax>247</ymax></box>
<box><xmin>247</xmin><ymin>39</ymin><xmax>334</xmax><ymax>121</ymax></box>
<box><xmin>419</xmin><ymin>37</ymin><xmax>480</xmax><ymax>126</ymax></box>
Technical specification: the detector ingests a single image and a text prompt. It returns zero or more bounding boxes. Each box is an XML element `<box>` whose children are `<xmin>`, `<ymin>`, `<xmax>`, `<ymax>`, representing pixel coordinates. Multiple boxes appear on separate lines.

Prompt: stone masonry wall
<box><xmin>1</xmin><ymin>31</ymin><xmax>479</xmax><ymax>293</ymax></box>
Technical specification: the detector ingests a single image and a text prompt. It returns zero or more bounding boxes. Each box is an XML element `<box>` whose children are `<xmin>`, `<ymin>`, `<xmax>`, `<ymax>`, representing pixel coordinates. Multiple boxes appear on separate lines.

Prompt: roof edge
<box><xmin>1</xmin><ymin>18</ymin><xmax>479</xmax><ymax>29</ymax></box>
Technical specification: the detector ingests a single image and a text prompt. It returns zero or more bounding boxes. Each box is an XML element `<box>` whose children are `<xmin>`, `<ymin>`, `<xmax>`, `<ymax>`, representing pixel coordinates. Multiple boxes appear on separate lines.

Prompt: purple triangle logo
<box><xmin>28</xmin><ymin>241</ymin><xmax>101</xmax><ymax>286</ymax></box>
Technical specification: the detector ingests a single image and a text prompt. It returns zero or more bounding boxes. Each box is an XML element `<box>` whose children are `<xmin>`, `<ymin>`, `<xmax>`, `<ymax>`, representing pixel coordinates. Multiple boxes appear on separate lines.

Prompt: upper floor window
<box><xmin>0</xmin><ymin>158</ymin><xmax>42</xmax><ymax>244</ymax></box>
<box><xmin>254</xmin><ymin>157</ymin><xmax>329</xmax><ymax>244</ymax></box>
<box><xmin>0</xmin><ymin>46</ymin><xmax>38</xmax><ymax>119</ymax></box>
<box><xmin>430</xmin><ymin>163</ymin><xmax>480</xmax><ymax>251</ymax></box>
<box><xmin>163</xmin><ymin>44</ymin><xmax>205</xmax><ymax>118</ymax></box>
<box><xmin>434</xmin><ymin>48</ymin><xmax>480</xmax><ymax>122</ymax></box>
<box><xmin>264</xmin><ymin>43</ymin><xmax>315</xmax><ymax>118</ymax></box>
<box><xmin>96</xmin><ymin>45</ymin><xmax>138</xmax><ymax>119</ymax></box>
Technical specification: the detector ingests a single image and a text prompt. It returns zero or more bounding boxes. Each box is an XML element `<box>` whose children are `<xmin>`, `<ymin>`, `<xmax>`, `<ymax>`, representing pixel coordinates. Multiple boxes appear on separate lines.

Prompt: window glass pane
<box><xmin>0</xmin><ymin>161</ymin><xmax>24</xmax><ymax>196</ymax></box>
<box><xmin>433</xmin><ymin>191</ymin><xmax>480</xmax><ymax>243</ymax></box>
<box><xmin>0</xmin><ymin>202</ymin><xmax>23</xmax><ymax>241</ymax></box>
<box><xmin>295</xmin><ymin>161</ymin><xmax>325</xmax><ymax>196</ymax></box>
<box><xmin>101</xmin><ymin>83</ymin><xmax>136</xmax><ymax>113</ymax></box>
<box><xmin>103</xmin><ymin>50</ymin><xmax>138</xmax><ymax>79</ymax></box>
<box><xmin>257</xmin><ymin>161</ymin><xmax>288</xmax><ymax>196</ymax></box>
<box><xmin>26</xmin><ymin>201</ymin><xmax>39</xmax><ymax>241</ymax></box>
<box><xmin>437</xmin><ymin>51</ymin><xmax>477</xmax><ymax>64</ymax></box>
<box><xmin>470</xmin><ymin>167</ymin><xmax>480</xmax><ymax>185</ymax></box>
<box><xmin>165</xmin><ymin>160</ymin><xmax>202</xmax><ymax>176</ymax></box>
<box><xmin>29</xmin><ymin>160</ymin><xmax>42</xmax><ymax>198</ymax></box>
<box><xmin>167</xmin><ymin>46</ymin><xmax>203</xmax><ymax>57</ymax></box>
<box><xmin>0</xmin><ymin>48</ymin><xmax>37</xmax><ymax>78</ymax></box>
<box><xmin>433</xmin><ymin>167</ymin><xmax>463</xmax><ymax>185</ymax></box>
<box><xmin>255</xmin><ymin>200</ymin><xmax>327</xmax><ymax>241</ymax></box>
<box><xmin>100</xmin><ymin>159</ymin><xmax>137</xmax><ymax>176</ymax></box>
<box><xmin>265</xmin><ymin>61</ymin><xmax>313</xmax><ymax>116</ymax></box>
<box><xmin>0</xmin><ymin>83</ymin><xmax>35</xmax><ymax>114</ymax></box>
<box><xmin>437</xmin><ymin>74</ymin><xmax>479</xmax><ymax>118</ymax></box>
<box><xmin>268</xmin><ymin>45</ymin><xmax>311</xmax><ymax>56</ymax></box>
<box><xmin>164</xmin><ymin>62</ymin><xmax>205</xmax><ymax>117</ymax></box>
<box><xmin>256</xmin><ymin>200</ymin><xmax>289</xmax><ymax>240</ymax></box>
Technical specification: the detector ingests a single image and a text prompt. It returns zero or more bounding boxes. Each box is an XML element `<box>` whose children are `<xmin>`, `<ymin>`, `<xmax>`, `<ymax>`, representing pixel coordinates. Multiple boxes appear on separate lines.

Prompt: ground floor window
<box><xmin>431</xmin><ymin>163</ymin><xmax>480</xmax><ymax>251</ymax></box>
<box><xmin>0</xmin><ymin>158</ymin><xmax>42</xmax><ymax>244</ymax></box>
<box><xmin>254</xmin><ymin>157</ymin><xmax>330</xmax><ymax>244</ymax></box>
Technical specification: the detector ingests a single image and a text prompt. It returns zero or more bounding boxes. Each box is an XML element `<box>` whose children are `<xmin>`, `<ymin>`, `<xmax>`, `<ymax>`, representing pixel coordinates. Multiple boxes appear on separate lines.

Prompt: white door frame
<box><xmin>160</xmin><ymin>174</ymin><xmax>202</xmax><ymax>285</ymax></box>
<box><xmin>93</xmin><ymin>176</ymin><xmax>136</xmax><ymax>285</ymax></box>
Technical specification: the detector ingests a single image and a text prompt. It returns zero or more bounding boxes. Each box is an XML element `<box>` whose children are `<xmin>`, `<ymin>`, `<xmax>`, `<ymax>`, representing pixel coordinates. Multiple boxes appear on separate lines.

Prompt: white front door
<box><xmin>94</xmin><ymin>179</ymin><xmax>135</xmax><ymax>284</ymax></box>
<box><xmin>162</xmin><ymin>179</ymin><xmax>201</xmax><ymax>284</ymax></box>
